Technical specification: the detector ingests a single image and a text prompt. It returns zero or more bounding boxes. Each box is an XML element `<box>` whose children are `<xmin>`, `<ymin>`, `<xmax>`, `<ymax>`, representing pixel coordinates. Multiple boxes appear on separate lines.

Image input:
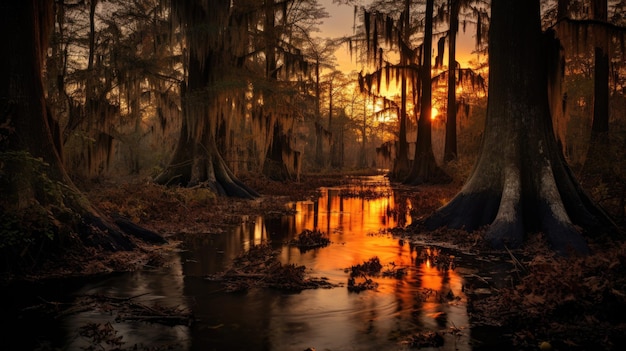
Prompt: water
<box><xmin>3</xmin><ymin>175</ymin><xmax>499</xmax><ymax>351</ymax></box>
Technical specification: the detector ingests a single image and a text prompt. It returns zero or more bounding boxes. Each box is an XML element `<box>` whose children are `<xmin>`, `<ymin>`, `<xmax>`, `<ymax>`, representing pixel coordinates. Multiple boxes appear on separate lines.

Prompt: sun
<box><xmin>431</xmin><ymin>107</ymin><xmax>439</xmax><ymax>120</ymax></box>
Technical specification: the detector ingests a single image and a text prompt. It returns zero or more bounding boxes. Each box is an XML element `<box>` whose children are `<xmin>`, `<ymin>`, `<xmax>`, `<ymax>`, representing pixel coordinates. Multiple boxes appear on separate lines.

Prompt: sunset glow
<box><xmin>431</xmin><ymin>107</ymin><xmax>439</xmax><ymax>120</ymax></box>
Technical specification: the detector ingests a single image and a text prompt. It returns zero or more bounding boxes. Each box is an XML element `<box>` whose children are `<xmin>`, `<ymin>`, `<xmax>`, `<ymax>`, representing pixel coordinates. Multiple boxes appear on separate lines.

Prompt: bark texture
<box><xmin>424</xmin><ymin>0</ymin><xmax>615</xmax><ymax>255</ymax></box>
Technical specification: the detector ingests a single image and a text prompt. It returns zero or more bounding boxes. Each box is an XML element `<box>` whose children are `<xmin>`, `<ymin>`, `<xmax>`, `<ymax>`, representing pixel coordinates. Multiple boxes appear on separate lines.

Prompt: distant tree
<box><xmin>424</xmin><ymin>0</ymin><xmax>616</xmax><ymax>255</ymax></box>
<box><xmin>404</xmin><ymin>0</ymin><xmax>449</xmax><ymax>185</ymax></box>
<box><xmin>343</xmin><ymin>77</ymin><xmax>375</xmax><ymax>169</ymax></box>
<box><xmin>302</xmin><ymin>37</ymin><xmax>337</xmax><ymax>170</ymax></box>
<box><xmin>442</xmin><ymin>0</ymin><xmax>461</xmax><ymax>163</ymax></box>
<box><xmin>1</xmin><ymin>1</ymin><xmax>144</xmax><ymax>273</ymax></box>
<box><xmin>48</xmin><ymin>0</ymin><xmax>181</xmax><ymax>177</ymax></box>
<box><xmin>395</xmin><ymin>0</ymin><xmax>413</xmax><ymax>180</ymax></box>
<box><xmin>576</xmin><ymin>0</ymin><xmax>623</xmax><ymax>185</ymax></box>
<box><xmin>544</xmin><ymin>0</ymin><xmax>626</xmax><ymax>222</ymax></box>
<box><xmin>359</xmin><ymin>0</ymin><xmax>450</xmax><ymax>183</ymax></box>
<box><xmin>357</xmin><ymin>0</ymin><xmax>448</xmax><ymax>183</ymax></box>
<box><xmin>352</xmin><ymin>1</ymin><xmax>409</xmax><ymax>179</ymax></box>
<box><xmin>435</xmin><ymin>0</ymin><xmax>488</xmax><ymax>163</ymax></box>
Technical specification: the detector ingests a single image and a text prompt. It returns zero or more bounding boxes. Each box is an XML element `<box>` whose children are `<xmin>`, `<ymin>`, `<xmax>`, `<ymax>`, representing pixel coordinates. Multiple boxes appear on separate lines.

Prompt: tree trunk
<box><xmin>262</xmin><ymin>122</ymin><xmax>292</xmax><ymax>181</ymax></box>
<box><xmin>314</xmin><ymin>60</ymin><xmax>325</xmax><ymax>169</ymax></box>
<box><xmin>444</xmin><ymin>0</ymin><xmax>460</xmax><ymax>163</ymax></box>
<box><xmin>581</xmin><ymin>0</ymin><xmax>610</xmax><ymax>184</ymax></box>
<box><xmin>358</xmin><ymin>99</ymin><xmax>368</xmax><ymax>168</ymax></box>
<box><xmin>391</xmin><ymin>0</ymin><xmax>412</xmax><ymax>181</ymax></box>
<box><xmin>393</xmin><ymin>74</ymin><xmax>411</xmax><ymax>179</ymax></box>
<box><xmin>155</xmin><ymin>0</ymin><xmax>257</xmax><ymax>199</ymax></box>
<box><xmin>404</xmin><ymin>0</ymin><xmax>450</xmax><ymax>185</ymax></box>
<box><xmin>1</xmin><ymin>1</ymin><xmax>157</xmax><ymax>274</ymax></box>
<box><xmin>423</xmin><ymin>0</ymin><xmax>615</xmax><ymax>255</ymax></box>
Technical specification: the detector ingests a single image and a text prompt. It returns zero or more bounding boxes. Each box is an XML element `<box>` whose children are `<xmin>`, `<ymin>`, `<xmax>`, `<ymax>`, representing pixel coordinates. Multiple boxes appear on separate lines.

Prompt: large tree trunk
<box><xmin>154</xmin><ymin>0</ymin><xmax>257</xmax><ymax>199</ymax></box>
<box><xmin>404</xmin><ymin>0</ymin><xmax>450</xmax><ymax>185</ymax></box>
<box><xmin>1</xmin><ymin>1</ymin><xmax>158</xmax><ymax>274</ymax></box>
<box><xmin>154</xmin><ymin>113</ymin><xmax>258</xmax><ymax>197</ymax></box>
<box><xmin>423</xmin><ymin>0</ymin><xmax>614</xmax><ymax>255</ymax></box>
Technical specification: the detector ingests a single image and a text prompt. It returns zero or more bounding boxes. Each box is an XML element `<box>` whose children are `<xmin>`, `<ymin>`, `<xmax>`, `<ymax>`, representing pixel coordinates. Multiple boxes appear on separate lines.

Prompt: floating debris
<box><xmin>207</xmin><ymin>243</ymin><xmax>336</xmax><ymax>292</ymax></box>
<box><xmin>347</xmin><ymin>275</ymin><xmax>378</xmax><ymax>293</ymax></box>
<box><xmin>347</xmin><ymin>257</ymin><xmax>383</xmax><ymax>292</ymax></box>
<box><xmin>288</xmin><ymin>229</ymin><xmax>331</xmax><ymax>252</ymax></box>
<box><xmin>382</xmin><ymin>264</ymin><xmax>408</xmax><ymax>279</ymax></box>
<box><xmin>349</xmin><ymin>257</ymin><xmax>383</xmax><ymax>276</ymax></box>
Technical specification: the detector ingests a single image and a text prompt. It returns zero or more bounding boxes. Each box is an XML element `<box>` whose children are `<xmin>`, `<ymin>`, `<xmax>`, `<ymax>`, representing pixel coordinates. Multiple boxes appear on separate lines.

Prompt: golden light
<box><xmin>431</xmin><ymin>107</ymin><xmax>439</xmax><ymax>120</ymax></box>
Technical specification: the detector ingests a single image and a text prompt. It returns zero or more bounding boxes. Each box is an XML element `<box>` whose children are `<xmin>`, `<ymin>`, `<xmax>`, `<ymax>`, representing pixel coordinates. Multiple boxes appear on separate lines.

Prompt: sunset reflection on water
<box><xmin>263</xmin><ymin>175</ymin><xmax>471</xmax><ymax>350</ymax></box>
<box><xmin>55</xmin><ymin>175</ymin><xmax>472</xmax><ymax>351</ymax></box>
<box><xmin>164</xmin><ymin>175</ymin><xmax>472</xmax><ymax>350</ymax></box>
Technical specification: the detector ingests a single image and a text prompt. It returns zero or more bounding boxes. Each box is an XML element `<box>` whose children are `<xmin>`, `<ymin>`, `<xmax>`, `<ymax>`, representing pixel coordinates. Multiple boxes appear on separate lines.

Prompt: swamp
<box><xmin>2</xmin><ymin>173</ymin><xmax>626</xmax><ymax>350</ymax></box>
<box><xmin>2</xmin><ymin>0</ymin><xmax>626</xmax><ymax>350</ymax></box>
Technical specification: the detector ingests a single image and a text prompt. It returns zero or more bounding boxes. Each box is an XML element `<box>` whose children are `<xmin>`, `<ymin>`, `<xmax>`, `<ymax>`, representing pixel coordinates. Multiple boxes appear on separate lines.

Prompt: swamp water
<box><xmin>3</xmin><ymin>176</ymin><xmax>510</xmax><ymax>350</ymax></box>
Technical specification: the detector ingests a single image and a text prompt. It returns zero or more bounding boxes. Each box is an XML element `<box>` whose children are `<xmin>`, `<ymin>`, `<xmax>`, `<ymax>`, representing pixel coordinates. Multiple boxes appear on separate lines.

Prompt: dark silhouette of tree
<box><xmin>424</xmin><ymin>0</ymin><xmax>616</xmax><ymax>255</ymax></box>
<box><xmin>259</xmin><ymin>0</ymin><xmax>298</xmax><ymax>181</ymax></box>
<box><xmin>395</xmin><ymin>0</ymin><xmax>413</xmax><ymax>180</ymax></box>
<box><xmin>1</xmin><ymin>0</ymin><xmax>156</xmax><ymax>274</ymax></box>
<box><xmin>442</xmin><ymin>0</ymin><xmax>461</xmax><ymax>163</ymax></box>
<box><xmin>356</xmin><ymin>0</ymin><xmax>448</xmax><ymax>183</ymax></box>
<box><xmin>404</xmin><ymin>0</ymin><xmax>449</xmax><ymax>185</ymax></box>
<box><xmin>349</xmin><ymin>1</ymin><xmax>408</xmax><ymax>178</ymax></box>
<box><xmin>304</xmin><ymin>37</ymin><xmax>337</xmax><ymax>170</ymax></box>
<box><xmin>435</xmin><ymin>0</ymin><xmax>488</xmax><ymax>163</ymax></box>
<box><xmin>355</xmin><ymin>3</ymin><xmax>412</xmax><ymax>180</ymax></box>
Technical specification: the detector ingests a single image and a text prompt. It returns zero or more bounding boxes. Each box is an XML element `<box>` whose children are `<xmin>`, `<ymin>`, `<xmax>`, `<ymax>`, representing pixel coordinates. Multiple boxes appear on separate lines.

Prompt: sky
<box><xmin>317</xmin><ymin>0</ymin><xmax>362</xmax><ymax>73</ymax></box>
<box><xmin>316</xmin><ymin>0</ymin><xmax>484</xmax><ymax>74</ymax></box>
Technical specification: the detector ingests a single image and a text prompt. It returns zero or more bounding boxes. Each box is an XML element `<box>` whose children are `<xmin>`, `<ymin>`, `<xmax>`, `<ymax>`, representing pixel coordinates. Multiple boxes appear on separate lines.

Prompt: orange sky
<box><xmin>317</xmin><ymin>0</ymin><xmax>483</xmax><ymax>74</ymax></box>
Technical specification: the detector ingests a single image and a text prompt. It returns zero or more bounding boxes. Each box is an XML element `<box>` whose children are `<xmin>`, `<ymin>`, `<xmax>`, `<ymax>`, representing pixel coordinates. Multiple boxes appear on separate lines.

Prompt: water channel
<box><xmin>3</xmin><ymin>175</ymin><xmax>508</xmax><ymax>350</ymax></box>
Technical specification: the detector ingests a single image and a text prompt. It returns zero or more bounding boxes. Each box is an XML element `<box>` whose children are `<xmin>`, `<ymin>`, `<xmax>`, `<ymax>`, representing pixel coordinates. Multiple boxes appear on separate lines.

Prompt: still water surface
<box><xmin>6</xmin><ymin>175</ymin><xmax>489</xmax><ymax>351</ymax></box>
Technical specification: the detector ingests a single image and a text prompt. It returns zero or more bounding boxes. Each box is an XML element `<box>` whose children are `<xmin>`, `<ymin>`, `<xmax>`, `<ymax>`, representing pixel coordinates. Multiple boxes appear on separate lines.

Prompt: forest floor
<box><xmin>26</xmin><ymin>171</ymin><xmax>626</xmax><ymax>350</ymax></box>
